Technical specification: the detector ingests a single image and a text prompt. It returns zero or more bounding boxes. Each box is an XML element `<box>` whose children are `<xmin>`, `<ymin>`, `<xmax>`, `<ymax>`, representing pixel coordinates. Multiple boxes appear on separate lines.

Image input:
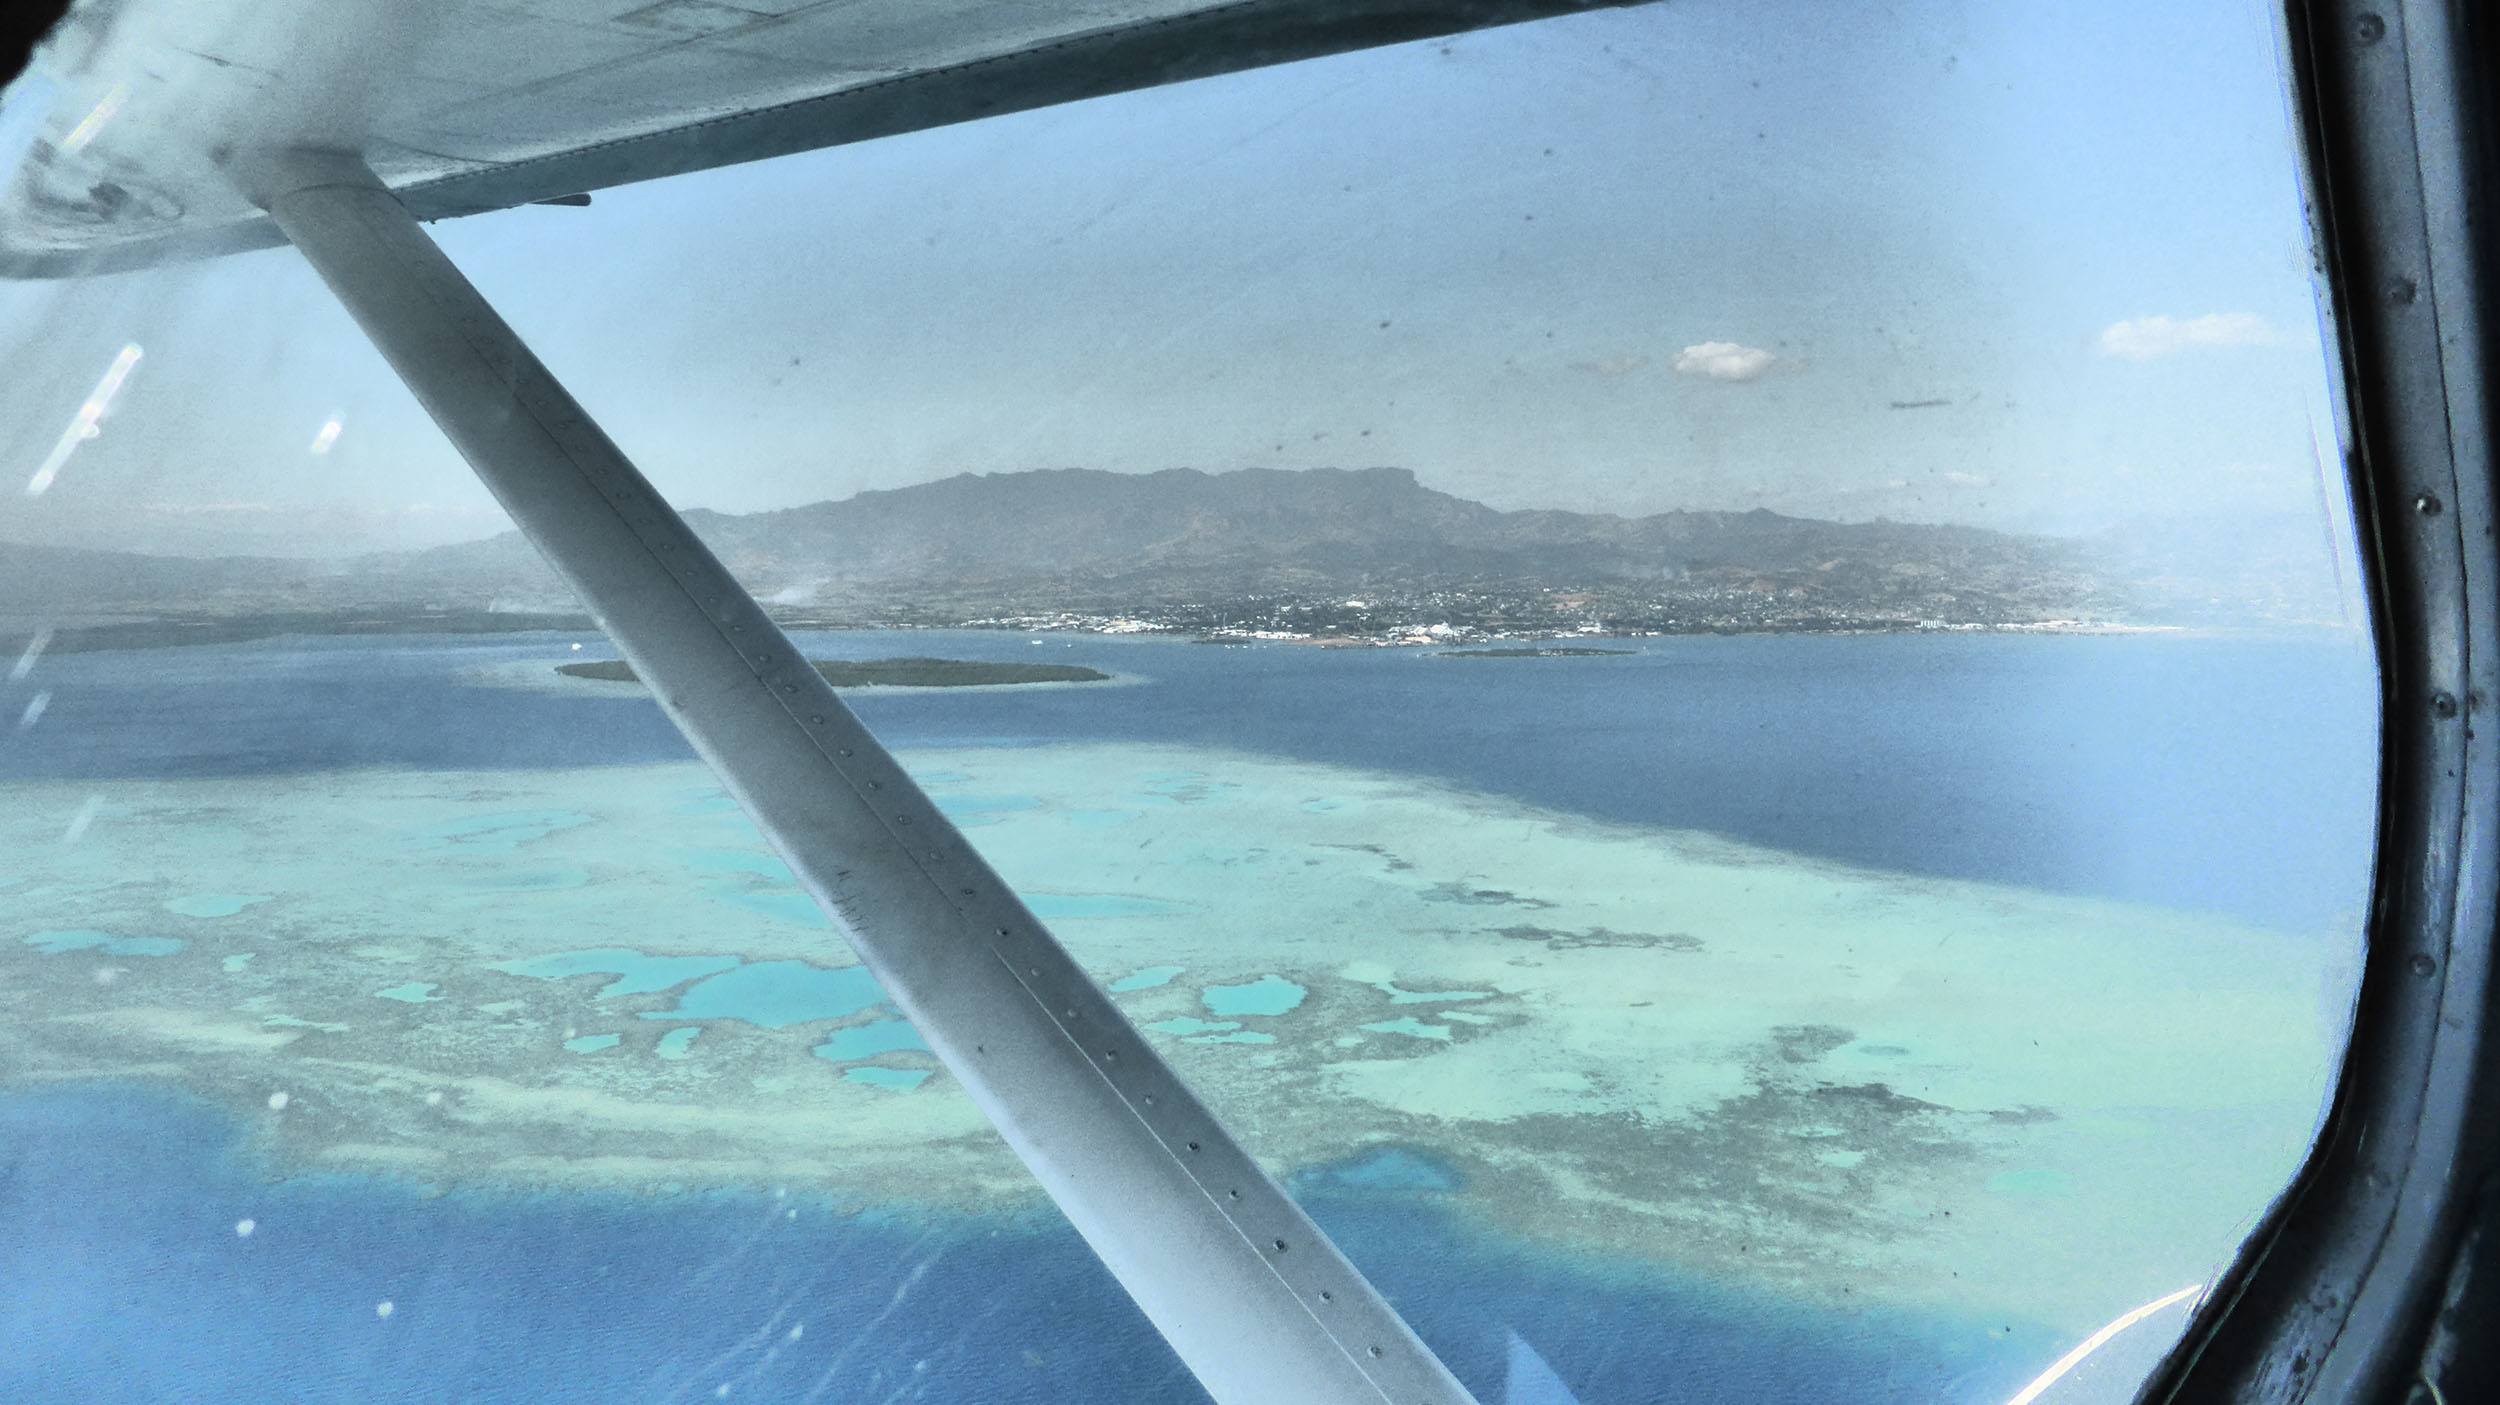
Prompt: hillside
<box><xmin>0</xmin><ymin>467</ymin><xmax>2347</xmax><ymax>636</ymax></box>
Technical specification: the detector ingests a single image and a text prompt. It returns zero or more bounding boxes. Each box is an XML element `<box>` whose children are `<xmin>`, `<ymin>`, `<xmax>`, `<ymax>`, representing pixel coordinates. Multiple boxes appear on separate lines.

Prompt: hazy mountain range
<box><xmin>0</xmin><ymin>466</ymin><xmax>2347</xmax><ymax>631</ymax></box>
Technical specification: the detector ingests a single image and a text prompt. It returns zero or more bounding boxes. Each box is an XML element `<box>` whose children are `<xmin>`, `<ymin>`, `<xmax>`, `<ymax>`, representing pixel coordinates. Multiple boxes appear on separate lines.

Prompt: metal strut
<box><xmin>255</xmin><ymin>153</ymin><xmax>1475</xmax><ymax>1405</ymax></box>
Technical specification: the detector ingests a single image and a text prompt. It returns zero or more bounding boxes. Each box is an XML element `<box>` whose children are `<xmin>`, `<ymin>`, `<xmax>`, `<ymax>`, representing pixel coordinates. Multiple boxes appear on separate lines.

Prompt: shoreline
<box><xmin>2</xmin><ymin>613</ymin><xmax>2362</xmax><ymax>659</ymax></box>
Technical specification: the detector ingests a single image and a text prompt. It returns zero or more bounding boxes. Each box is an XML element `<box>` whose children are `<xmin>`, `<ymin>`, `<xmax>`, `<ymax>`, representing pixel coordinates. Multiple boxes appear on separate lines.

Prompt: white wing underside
<box><xmin>1</xmin><ymin>0</ymin><xmax>1626</xmax><ymax>275</ymax></box>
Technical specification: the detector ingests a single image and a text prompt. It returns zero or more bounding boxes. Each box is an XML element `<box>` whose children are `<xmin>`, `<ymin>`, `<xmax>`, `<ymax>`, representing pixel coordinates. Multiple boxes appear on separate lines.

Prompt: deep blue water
<box><xmin>0</xmin><ymin>627</ymin><xmax>2380</xmax><ymax>930</ymax></box>
<box><xmin>0</xmin><ymin>629</ymin><xmax>2379</xmax><ymax>1401</ymax></box>
<box><xmin>0</xmin><ymin>1087</ymin><xmax>2050</xmax><ymax>1405</ymax></box>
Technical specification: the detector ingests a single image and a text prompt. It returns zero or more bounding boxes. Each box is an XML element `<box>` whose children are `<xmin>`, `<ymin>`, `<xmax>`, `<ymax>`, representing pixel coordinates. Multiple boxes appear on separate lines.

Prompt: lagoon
<box><xmin>650</xmin><ymin>960</ymin><xmax>887</xmax><ymax>1028</ymax></box>
<box><xmin>814</xmin><ymin>1019</ymin><xmax>928</xmax><ymax>1062</ymax></box>
<box><xmin>1202</xmin><ymin>974</ymin><xmax>1306</xmax><ymax>1018</ymax></box>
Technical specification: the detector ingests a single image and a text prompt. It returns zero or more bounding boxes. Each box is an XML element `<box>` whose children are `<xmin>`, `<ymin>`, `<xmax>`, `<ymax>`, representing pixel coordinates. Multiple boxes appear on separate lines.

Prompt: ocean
<box><xmin>0</xmin><ymin>629</ymin><xmax>2379</xmax><ymax>1402</ymax></box>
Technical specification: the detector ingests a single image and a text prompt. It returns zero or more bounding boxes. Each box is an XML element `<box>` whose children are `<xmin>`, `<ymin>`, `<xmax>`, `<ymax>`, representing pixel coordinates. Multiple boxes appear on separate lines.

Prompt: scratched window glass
<box><xmin>1</xmin><ymin>3</ymin><xmax>2375</xmax><ymax>1405</ymax></box>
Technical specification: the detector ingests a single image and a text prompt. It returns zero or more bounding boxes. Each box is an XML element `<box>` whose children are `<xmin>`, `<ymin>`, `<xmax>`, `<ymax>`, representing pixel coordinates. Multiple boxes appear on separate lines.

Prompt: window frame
<box><xmin>2144</xmin><ymin>2</ymin><xmax>2500</xmax><ymax>1399</ymax></box>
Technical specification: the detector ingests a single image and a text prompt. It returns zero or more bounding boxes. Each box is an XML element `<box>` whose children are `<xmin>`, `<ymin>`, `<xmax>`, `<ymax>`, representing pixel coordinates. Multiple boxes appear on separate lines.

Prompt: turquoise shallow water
<box><xmin>652</xmin><ymin>960</ymin><xmax>887</xmax><ymax>1028</ymax></box>
<box><xmin>1146</xmin><ymin>1016</ymin><xmax>1239</xmax><ymax>1037</ymax></box>
<box><xmin>1369</xmin><ymin>979</ymin><xmax>1492</xmax><ymax>1005</ymax></box>
<box><xmin>1202</xmin><ymin>974</ymin><xmax>1306</xmax><ymax>1017</ymax></box>
<box><xmin>709</xmin><ymin>889</ymin><xmax>829</xmax><ymax>926</ymax></box>
<box><xmin>490</xmin><ymin>949</ymin><xmax>909</xmax><ymax>1048</ymax></box>
<box><xmin>680</xmin><ymin>848</ymin><xmax>792</xmax><ymax>881</ymax></box>
<box><xmin>163</xmin><ymin>894</ymin><xmax>268</xmax><ymax>919</ymax></box>
<box><xmin>488</xmin><ymin>948</ymin><xmax>740</xmax><ymax>997</ymax></box>
<box><xmin>1110</xmin><ymin>965</ymin><xmax>1185</xmax><ymax>992</ymax></box>
<box><xmin>814</xmin><ymin>1019</ymin><xmax>928</xmax><ymax>1061</ymax></box>
<box><xmin>1029</xmin><ymin>893</ymin><xmax>1191</xmax><ymax>920</ymax></box>
<box><xmin>1363</xmin><ymin>1017</ymin><xmax>1453</xmax><ymax>1041</ymax></box>
<box><xmin>417</xmin><ymin>810</ymin><xmax>593</xmax><ymax>853</ymax></box>
<box><xmin>24</xmin><ymin>930</ymin><xmax>183</xmax><ymax>957</ymax></box>
<box><xmin>843</xmin><ymin>1067</ymin><xmax>934</xmax><ymax>1091</ymax></box>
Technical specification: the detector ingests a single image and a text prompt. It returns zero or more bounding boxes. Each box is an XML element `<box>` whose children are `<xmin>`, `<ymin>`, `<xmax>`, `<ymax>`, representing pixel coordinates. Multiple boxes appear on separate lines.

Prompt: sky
<box><xmin>0</xmin><ymin>0</ymin><xmax>2344</xmax><ymax>558</ymax></box>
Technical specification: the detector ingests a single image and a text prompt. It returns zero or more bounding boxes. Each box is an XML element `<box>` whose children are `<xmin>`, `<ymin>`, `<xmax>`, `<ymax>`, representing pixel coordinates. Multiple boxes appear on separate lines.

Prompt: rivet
<box><xmin>2416</xmin><ymin>493</ymin><xmax>2443</xmax><ymax>516</ymax></box>
<box><xmin>2355</xmin><ymin>12</ymin><xmax>2385</xmax><ymax>43</ymax></box>
<box><xmin>1368</xmin><ymin>1346</ymin><xmax>1383</xmax><ymax>1359</ymax></box>
<box><xmin>2411</xmin><ymin>952</ymin><xmax>2438</xmax><ymax>977</ymax></box>
<box><xmin>1319</xmin><ymin>1290</ymin><xmax>1334</xmax><ymax>1303</ymax></box>
<box><xmin>2390</xmin><ymin>277</ymin><xmax>2419</xmax><ymax>306</ymax></box>
<box><xmin>1228</xmin><ymin>1188</ymin><xmax>1241</xmax><ymax>1199</ymax></box>
<box><xmin>838</xmin><ymin>748</ymin><xmax>852</xmax><ymax>757</ymax></box>
<box><xmin>1187</xmin><ymin>1141</ymin><xmax>1201</xmax><ymax>1152</ymax></box>
<box><xmin>1272</xmin><ymin>1239</ymin><xmax>1288</xmax><ymax>1253</ymax></box>
<box><xmin>810</xmin><ymin>715</ymin><xmax>825</xmax><ymax>725</ymax></box>
<box><xmin>1103</xmin><ymin>1049</ymin><xmax>1118</xmax><ymax>1062</ymax></box>
<box><xmin>2433</xmin><ymin>691</ymin><xmax>2459</xmax><ymax>719</ymax></box>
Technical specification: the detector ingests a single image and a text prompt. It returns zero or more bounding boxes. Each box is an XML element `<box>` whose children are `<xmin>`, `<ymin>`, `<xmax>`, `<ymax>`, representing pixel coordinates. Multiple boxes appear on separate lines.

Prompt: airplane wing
<box><xmin>0</xmin><ymin>0</ymin><xmax>1631</xmax><ymax>277</ymax></box>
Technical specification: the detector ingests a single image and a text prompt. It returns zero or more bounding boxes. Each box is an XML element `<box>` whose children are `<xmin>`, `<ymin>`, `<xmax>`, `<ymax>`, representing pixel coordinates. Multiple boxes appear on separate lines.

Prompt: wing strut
<box><xmin>255</xmin><ymin>152</ymin><xmax>1475</xmax><ymax>1405</ymax></box>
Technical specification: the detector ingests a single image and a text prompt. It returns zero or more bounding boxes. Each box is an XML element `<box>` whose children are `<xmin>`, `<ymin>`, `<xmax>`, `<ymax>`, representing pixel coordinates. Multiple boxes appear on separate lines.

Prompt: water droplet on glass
<box><xmin>61</xmin><ymin>795</ymin><xmax>102</xmax><ymax>845</ymax></box>
<box><xmin>234</xmin><ymin>1218</ymin><xmax>255</xmax><ymax>1238</ymax></box>
<box><xmin>9</xmin><ymin>628</ymin><xmax>50</xmax><ymax>681</ymax></box>
<box><xmin>374</xmin><ymin>1300</ymin><xmax>395</xmax><ymax>1319</ymax></box>
<box><xmin>267</xmin><ymin>1091</ymin><xmax>290</xmax><ymax>1111</ymax></box>
<box><xmin>27</xmin><ymin>344</ymin><xmax>142</xmax><ymax>497</ymax></box>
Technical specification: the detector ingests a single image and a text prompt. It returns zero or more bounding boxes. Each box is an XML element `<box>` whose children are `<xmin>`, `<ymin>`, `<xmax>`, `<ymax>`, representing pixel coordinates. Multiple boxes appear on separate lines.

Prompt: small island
<box><xmin>1438</xmin><ymin>647</ymin><xmax>1634</xmax><ymax>659</ymax></box>
<box><xmin>558</xmin><ymin>656</ymin><xmax>1109</xmax><ymax>688</ymax></box>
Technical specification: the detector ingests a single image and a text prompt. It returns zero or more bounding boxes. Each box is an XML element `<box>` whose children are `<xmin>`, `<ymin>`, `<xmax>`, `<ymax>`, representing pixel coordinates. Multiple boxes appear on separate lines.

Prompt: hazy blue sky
<box><xmin>0</xmin><ymin>0</ymin><xmax>2339</xmax><ymax>557</ymax></box>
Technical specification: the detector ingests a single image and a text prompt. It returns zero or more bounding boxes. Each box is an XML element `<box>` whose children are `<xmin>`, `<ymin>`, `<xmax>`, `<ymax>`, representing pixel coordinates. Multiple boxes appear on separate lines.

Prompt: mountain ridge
<box><xmin>0</xmin><ymin>465</ymin><xmax>2336</xmax><ymax>631</ymax></box>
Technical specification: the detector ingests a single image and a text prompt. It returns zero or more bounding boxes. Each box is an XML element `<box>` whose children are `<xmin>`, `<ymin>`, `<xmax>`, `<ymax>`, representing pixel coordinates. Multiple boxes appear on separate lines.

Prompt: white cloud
<box><xmin>2096</xmin><ymin>312</ymin><xmax>2278</xmax><ymax>361</ymax></box>
<box><xmin>1672</xmin><ymin>341</ymin><xmax>1776</xmax><ymax>382</ymax></box>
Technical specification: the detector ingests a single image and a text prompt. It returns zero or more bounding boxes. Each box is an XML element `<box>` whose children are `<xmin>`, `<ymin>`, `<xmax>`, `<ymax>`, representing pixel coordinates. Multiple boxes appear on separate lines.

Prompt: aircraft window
<box><xmin>0</xmin><ymin>3</ymin><xmax>2374</xmax><ymax>1403</ymax></box>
